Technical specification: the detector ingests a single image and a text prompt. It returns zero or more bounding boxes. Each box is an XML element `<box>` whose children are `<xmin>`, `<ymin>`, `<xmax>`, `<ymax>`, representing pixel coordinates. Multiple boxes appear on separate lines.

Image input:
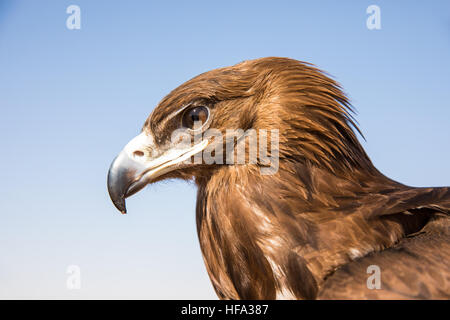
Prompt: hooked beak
<box><xmin>107</xmin><ymin>131</ymin><xmax>208</xmax><ymax>214</ymax></box>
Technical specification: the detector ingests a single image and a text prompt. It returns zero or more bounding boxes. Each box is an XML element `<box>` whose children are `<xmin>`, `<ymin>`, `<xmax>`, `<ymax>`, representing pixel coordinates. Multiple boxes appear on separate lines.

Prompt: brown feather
<box><xmin>144</xmin><ymin>57</ymin><xmax>450</xmax><ymax>299</ymax></box>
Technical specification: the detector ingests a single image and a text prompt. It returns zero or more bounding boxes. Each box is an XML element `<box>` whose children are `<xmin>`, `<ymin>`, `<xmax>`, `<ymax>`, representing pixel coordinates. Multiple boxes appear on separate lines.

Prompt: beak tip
<box><xmin>107</xmin><ymin>154</ymin><xmax>132</xmax><ymax>214</ymax></box>
<box><xmin>111</xmin><ymin>196</ymin><xmax>127</xmax><ymax>214</ymax></box>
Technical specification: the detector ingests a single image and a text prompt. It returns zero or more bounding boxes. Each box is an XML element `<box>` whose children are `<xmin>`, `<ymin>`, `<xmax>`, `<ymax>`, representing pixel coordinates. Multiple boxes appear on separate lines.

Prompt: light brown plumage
<box><xmin>108</xmin><ymin>57</ymin><xmax>450</xmax><ymax>299</ymax></box>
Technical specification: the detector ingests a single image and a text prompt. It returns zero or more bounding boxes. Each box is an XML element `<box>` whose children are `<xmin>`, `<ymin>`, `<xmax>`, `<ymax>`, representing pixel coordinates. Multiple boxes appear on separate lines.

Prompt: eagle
<box><xmin>107</xmin><ymin>57</ymin><xmax>450</xmax><ymax>299</ymax></box>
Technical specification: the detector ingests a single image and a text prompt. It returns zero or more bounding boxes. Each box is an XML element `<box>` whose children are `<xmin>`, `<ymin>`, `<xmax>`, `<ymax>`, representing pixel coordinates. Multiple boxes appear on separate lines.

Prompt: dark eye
<box><xmin>181</xmin><ymin>106</ymin><xmax>210</xmax><ymax>130</ymax></box>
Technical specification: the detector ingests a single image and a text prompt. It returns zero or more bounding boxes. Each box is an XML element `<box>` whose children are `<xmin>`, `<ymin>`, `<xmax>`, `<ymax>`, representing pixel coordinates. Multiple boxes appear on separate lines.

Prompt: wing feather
<box><xmin>318</xmin><ymin>215</ymin><xmax>450</xmax><ymax>299</ymax></box>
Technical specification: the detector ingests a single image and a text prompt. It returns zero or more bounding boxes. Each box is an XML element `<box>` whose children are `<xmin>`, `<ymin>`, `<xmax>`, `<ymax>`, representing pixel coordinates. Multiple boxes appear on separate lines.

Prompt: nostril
<box><xmin>133</xmin><ymin>150</ymin><xmax>145</xmax><ymax>158</ymax></box>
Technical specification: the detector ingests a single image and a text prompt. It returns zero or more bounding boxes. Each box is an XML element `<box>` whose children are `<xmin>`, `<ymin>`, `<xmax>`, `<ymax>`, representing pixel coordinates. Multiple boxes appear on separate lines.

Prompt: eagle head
<box><xmin>107</xmin><ymin>57</ymin><xmax>369</xmax><ymax>213</ymax></box>
<box><xmin>106</xmin><ymin>57</ymin><xmax>450</xmax><ymax>300</ymax></box>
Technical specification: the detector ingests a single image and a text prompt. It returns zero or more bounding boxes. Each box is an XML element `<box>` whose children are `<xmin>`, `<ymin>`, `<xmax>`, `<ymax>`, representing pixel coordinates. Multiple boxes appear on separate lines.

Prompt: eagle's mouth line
<box><xmin>125</xmin><ymin>139</ymin><xmax>209</xmax><ymax>198</ymax></box>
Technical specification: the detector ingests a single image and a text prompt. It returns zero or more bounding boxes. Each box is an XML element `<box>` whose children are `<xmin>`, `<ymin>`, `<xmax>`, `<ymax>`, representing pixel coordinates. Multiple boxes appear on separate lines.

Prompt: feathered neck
<box><xmin>194</xmin><ymin>158</ymin><xmax>411</xmax><ymax>299</ymax></box>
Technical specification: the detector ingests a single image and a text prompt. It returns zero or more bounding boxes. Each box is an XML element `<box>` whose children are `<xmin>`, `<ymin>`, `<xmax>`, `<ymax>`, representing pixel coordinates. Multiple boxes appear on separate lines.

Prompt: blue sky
<box><xmin>0</xmin><ymin>1</ymin><xmax>449</xmax><ymax>299</ymax></box>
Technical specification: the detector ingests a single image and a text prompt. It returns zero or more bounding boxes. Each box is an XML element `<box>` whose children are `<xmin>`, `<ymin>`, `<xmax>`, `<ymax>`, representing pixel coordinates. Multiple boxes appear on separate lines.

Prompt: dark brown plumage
<box><xmin>107</xmin><ymin>57</ymin><xmax>450</xmax><ymax>299</ymax></box>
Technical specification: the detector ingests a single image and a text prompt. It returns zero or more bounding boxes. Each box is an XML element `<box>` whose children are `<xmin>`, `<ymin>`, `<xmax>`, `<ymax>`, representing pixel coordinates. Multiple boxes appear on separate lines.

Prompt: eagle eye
<box><xmin>181</xmin><ymin>106</ymin><xmax>210</xmax><ymax>130</ymax></box>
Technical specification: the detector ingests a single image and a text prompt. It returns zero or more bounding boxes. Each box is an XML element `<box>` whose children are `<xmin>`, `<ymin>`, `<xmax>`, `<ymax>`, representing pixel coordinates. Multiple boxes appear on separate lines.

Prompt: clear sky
<box><xmin>0</xmin><ymin>1</ymin><xmax>449</xmax><ymax>299</ymax></box>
